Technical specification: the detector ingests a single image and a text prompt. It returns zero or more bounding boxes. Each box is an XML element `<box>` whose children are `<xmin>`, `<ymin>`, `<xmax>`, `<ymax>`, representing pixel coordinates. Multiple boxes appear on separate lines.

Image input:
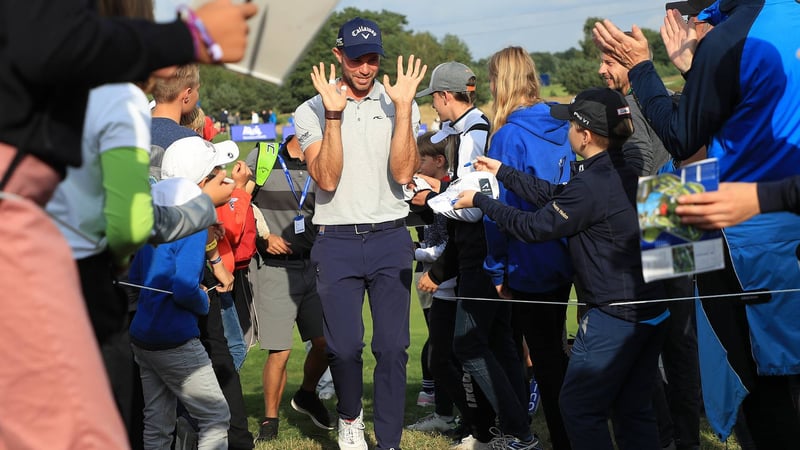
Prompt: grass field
<box><xmin>236</xmin><ymin>274</ymin><xmax>740</xmax><ymax>450</ymax></box>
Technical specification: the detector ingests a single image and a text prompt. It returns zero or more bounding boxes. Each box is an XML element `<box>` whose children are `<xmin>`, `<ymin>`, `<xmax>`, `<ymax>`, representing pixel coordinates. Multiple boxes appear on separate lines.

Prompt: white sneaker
<box><xmin>337</xmin><ymin>409</ymin><xmax>367</xmax><ymax>450</ymax></box>
<box><xmin>406</xmin><ymin>412</ymin><xmax>455</xmax><ymax>432</ymax></box>
<box><xmin>451</xmin><ymin>434</ymin><xmax>490</xmax><ymax>450</ymax></box>
<box><xmin>416</xmin><ymin>390</ymin><xmax>435</xmax><ymax>407</ymax></box>
<box><xmin>487</xmin><ymin>427</ymin><xmax>542</xmax><ymax>450</ymax></box>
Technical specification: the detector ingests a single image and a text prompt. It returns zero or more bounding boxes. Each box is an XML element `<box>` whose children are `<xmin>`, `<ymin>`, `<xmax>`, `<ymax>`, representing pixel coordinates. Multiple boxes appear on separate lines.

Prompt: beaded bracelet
<box><xmin>178</xmin><ymin>5</ymin><xmax>223</xmax><ymax>63</ymax></box>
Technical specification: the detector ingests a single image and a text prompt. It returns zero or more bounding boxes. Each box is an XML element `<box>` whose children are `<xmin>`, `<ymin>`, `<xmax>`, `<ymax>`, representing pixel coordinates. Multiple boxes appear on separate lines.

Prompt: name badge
<box><xmin>294</xmin><ymin>215</ymin><xmax>305</xmax><ymax>234</ymax></box>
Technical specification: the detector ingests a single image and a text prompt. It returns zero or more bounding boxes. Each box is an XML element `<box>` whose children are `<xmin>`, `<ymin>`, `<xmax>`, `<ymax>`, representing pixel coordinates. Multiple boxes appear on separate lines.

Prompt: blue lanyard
<box><xmin>277</xmin><ymin>154</ymin><xmax>311</xmax><ymax>212</ymax></box>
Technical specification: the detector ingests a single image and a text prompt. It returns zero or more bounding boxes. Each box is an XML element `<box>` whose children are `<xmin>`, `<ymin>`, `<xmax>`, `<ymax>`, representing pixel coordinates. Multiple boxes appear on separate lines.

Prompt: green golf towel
<box><xmin>255</xmin><ymin>141</ymin><xmax>279</xmax><ymax>185</ymax></box>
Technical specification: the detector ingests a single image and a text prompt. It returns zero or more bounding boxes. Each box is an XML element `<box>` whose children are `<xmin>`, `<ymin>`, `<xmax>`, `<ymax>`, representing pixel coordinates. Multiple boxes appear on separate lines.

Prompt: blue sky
<box><xmin>336</xmin><ymin>0</ymin><xmax>673</xmax><ymax>58</ymax></box>
<box><xmin>158</xmin><ymin>0</ymin><xmax>674</xmax><ymax>60</ymax></box>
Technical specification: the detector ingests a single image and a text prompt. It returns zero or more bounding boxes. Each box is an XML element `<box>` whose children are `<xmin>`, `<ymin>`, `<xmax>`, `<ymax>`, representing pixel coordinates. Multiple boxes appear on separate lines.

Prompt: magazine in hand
<box><xmin>636</xmin><ymin>158</ymin><xmax>725</xmax><ymax>282</ymax></box>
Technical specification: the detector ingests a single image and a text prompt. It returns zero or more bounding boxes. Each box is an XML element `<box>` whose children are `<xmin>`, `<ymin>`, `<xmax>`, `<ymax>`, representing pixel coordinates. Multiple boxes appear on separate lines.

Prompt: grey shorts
<box><xmin>250</xmin><ymin>258</ymin><xmax>324</xmax><ymax>350</ymax></box>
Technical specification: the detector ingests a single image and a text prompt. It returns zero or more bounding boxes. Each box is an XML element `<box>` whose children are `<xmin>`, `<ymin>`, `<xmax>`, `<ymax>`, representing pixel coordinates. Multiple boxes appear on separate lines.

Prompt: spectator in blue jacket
<box><xmin>594</xmin><ymin>1</ymin><xmax>800</xmax><ymax>445</ymax></box>
<box><xmin>455</xmin><ymin>88</ymin><xmax>669</xmax><ymax>450</ymax></box>
<box><xmin>484</xmin><ymin>46</ymin><xmax>574</xmax><ymax>450</ymax></box>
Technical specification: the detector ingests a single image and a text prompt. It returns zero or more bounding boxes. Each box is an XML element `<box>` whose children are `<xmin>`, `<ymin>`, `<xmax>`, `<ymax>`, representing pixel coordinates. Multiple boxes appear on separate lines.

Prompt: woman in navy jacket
<box><xmin>456</xmin><ymin>88</ymin><xmax>669</xmax><ymax>450</ymax></box>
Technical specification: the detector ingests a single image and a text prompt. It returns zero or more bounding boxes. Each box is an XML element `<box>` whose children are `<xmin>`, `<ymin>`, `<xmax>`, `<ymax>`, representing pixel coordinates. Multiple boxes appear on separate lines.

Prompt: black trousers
<box><xmin>453</xmin><ymin>269</ymin><xmax>529</xmax><ymax>440</ymax></box>
<box><xmin>428</xmin><ymin>297</ymin><xmax>495</xmax><ymax>442</ymax></box>
<box><xmin>511</xmin><ymin>285</ymin><xmax>573</xmax><ymax>450</ymax></box>
<box><xmin>200</xmin><ymin>288</ymin><xmax>254</xmax><ymax>450</ymax></box>
<box><xmin>233</xmin><ymin>267</ymin><xmax>257</xmax><ymax>348</ymax></box>
<box><xmin>421</xmin><ymin>307</ymin><xmax>434</xmax><ymax>387</ymax></box>
<box><xmin>652</xmin><ymin>276</ymin><xmax>701</xmax><ymax>450</ymax></box>
<box><xmin>78</xmin><ymin>252</ymin><xmax>144</xmax><ymax>450</ymax></box>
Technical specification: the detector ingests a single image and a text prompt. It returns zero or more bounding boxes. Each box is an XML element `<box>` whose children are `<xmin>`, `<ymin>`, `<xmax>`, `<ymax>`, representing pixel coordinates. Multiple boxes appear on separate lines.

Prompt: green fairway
<box><xmin>240</xmin><ymin>291</ymin><xmax>456</xmax><ymax>449</ymax></box>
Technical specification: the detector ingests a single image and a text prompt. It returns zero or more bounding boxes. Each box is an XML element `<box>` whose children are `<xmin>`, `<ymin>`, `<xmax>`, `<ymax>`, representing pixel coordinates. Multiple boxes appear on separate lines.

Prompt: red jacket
<box><xmin>216</xmin><ymin>187</ymin><xmax>256</xmax><ymax>271</ymax></box>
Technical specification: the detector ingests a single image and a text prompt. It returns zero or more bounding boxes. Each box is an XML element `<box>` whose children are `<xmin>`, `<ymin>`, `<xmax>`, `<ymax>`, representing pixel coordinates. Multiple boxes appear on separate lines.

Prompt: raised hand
<box><xmin>592</xmin><ymin>19</ymin><xmax>650</xmax><ymax>70</ymax></box>
<box><xmin>661</xmin><ymin>9</ymin><xmax>698</xmax><ymax>74</ymax></box>
<box><xmin>383</xmin><ymin>55</ymin><xmax>427</xmax><ymax>106</ymax></box>
<box><xmin>310</xmin><ymin>62</ymin><xmax>348</xmax><ymax>113</ymax></box>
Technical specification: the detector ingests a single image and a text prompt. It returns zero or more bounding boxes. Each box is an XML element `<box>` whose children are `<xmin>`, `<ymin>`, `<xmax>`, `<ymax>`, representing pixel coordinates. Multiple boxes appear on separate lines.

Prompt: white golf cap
<box><xmin>161</xmin><ymin>136</ymin><xmax>239</xmax><ymax>184</ymax></box>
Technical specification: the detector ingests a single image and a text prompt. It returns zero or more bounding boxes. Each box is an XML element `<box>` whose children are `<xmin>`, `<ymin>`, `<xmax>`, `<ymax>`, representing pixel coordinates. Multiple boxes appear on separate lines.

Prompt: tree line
<box><xmin>198</xmin><ymin>8</ymin><xmax>678</xmax><ymax>121</ymax></box>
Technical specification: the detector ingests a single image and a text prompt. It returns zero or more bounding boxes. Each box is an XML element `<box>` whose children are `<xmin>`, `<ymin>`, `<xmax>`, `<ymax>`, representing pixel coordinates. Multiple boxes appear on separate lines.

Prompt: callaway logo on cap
<box><xmin>336</xmin><ymin>17</ymin><xmax>385</xmax><ymax>59</ymax></box>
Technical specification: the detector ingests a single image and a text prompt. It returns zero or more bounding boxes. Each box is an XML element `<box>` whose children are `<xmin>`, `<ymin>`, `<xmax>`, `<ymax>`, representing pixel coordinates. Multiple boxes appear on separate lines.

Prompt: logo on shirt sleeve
<box><xmin>551</xmin><ymin>201</ymin><xmax>569</xmax><ymax>220</ymax></box>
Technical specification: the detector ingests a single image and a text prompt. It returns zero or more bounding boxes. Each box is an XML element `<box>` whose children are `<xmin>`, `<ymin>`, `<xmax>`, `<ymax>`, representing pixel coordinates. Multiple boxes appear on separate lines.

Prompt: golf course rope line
<box><xmin>435</xmin><ymin>287</ymin><xmax>800</xmax><ymax>307</ymax></box>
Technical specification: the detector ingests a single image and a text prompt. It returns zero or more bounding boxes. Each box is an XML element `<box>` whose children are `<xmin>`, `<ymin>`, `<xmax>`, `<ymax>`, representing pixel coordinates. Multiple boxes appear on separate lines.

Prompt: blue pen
<box><xmin>464</xmin><ymin>160</ymin><xmax>477</xmax><ymax>167</ymax></box>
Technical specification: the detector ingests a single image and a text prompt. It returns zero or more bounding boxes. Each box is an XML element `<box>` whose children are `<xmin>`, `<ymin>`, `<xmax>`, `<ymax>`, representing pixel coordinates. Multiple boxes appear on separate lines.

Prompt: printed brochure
<box><xmin>637</xmin><ymin>158</ymin><xmax>725</xmax><ymax>282</ymax></box>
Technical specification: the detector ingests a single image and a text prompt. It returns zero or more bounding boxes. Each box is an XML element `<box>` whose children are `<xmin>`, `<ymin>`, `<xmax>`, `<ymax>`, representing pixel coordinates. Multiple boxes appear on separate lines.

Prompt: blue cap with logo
<box><xmin>336</xmin><ymin>17</ymin><xmax>384</xmax><ymax>59</ymax></box>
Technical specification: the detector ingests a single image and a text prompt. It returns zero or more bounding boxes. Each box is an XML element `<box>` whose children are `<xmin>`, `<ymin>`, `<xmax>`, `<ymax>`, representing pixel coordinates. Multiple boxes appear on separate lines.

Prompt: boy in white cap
<box><xmin>151</xmin><ymin>66</ymin><xmax>255</xmax><ymax>450</ymax></box>
<box><xmin>128</xmin><ymin>136</ymin><xmax>238</xmax><ymax>450</ymax></box>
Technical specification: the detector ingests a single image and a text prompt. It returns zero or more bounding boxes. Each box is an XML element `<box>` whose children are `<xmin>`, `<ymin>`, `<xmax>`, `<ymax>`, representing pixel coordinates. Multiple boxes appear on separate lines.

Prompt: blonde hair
<box><xmin>487</xmin><ymin>46</ymin><xmax>543</xmax><ymax>132</ymax></box>
<box><xmin>180</xmin><ymin>107</ymin><xmax>205</xmax><ymax>136</ymax></box>
<box><xmin>152</xmin><ymin>64</ymin><xmax>200</xmax><ymax>103</ymax></box>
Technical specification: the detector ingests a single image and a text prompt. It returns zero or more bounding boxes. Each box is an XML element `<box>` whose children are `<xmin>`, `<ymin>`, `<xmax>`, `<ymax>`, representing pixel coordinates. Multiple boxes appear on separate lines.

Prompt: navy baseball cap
<box><xmin>550</xmin><ymin>88</ymin><xmax>633</xmax><ymax>138</ymax></box>
<box><xmin>336</xmin><ymin>17</ymin><xmax>384</xmax><ymax>59</ymax></box>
